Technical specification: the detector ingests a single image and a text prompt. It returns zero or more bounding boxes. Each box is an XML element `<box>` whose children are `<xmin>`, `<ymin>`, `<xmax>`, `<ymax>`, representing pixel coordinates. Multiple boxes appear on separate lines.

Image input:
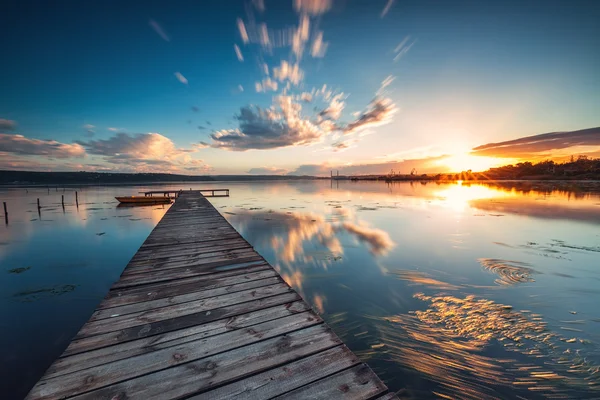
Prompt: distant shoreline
<box><xmin>1</xmin><ymin>168</ymin><xmax>599</xmax><ymax>187</ymax></box>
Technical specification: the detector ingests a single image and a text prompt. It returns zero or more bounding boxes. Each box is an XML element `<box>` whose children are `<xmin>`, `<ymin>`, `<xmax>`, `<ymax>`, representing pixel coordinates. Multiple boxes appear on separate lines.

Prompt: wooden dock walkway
<box><xmin>26</xmin><ymin>191</ymin><xmax>397</xmax><ymax>400</ymax></box>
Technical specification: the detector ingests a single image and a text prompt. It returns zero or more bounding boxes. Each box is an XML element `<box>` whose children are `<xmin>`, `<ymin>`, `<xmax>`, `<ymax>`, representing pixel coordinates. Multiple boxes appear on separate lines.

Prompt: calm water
<box><xmin>1</xmin><ymin>180</ymin><xmax>600</xmax><ymax>399</ymax></box>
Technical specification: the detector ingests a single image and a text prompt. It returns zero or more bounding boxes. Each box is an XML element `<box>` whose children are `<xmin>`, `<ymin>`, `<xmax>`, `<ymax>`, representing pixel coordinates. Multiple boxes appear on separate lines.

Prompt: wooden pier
<box><xmin>141</xmin><ymin>188</ymin><xmax>230</xmax><ymax>198</ymax></box>
<box><xmin>26</xmin><ymin>191</ymin><xmax>397</xmax><ymax>400</ymax></box>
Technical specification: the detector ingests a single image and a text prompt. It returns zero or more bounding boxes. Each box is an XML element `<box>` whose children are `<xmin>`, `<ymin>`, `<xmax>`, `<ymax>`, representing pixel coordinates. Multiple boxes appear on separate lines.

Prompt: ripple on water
<box><xmin>478</xmin><ymin>258</ymin><xmax>538</xmax><ymax>286</ymax></box>
<box><xmin>364</xmin><ymin>293</ymin><xmax>600</xmax><ymax>399</ymax></box>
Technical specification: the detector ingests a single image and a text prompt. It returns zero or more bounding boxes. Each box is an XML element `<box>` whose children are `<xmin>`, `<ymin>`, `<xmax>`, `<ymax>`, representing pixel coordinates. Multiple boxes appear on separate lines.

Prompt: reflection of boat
<box><xmin>115</xmin><ymin>196</ymin><xmax>172</xmax><ymax>204</ymax></box>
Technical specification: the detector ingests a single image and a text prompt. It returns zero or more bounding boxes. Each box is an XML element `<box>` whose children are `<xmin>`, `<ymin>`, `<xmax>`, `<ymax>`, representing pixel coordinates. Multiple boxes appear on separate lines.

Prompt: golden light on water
<box><xmin>434</xmin><ymin>182</ymin><xmax>515</xmax><ymax>212</ymax></box>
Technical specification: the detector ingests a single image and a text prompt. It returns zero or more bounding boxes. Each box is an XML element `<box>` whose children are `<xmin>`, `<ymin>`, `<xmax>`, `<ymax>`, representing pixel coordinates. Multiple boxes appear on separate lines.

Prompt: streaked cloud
<box><xmin>311</xmin><ymin>31</ymin><xmax>328</xmax><ymax>58</ymax></box>
<box><xmin>273</xmin><ymin>60</ymin><xmax>303</xmax><ymax>85</ymax></box>
<box><xmin>174</xmin><ymin>72</ymin><xmax>188</xmax><ymax>85</ymax></box>
<box><xmin>238</xmin><ymin>84</ymin><xmax>244</xmax><ymax>92</ymax></box>
<box><xmin>377</xmin><ymin>75</ymin><xmax>395</xmax><ymax>95</ymax></box>
<box><xmin>471</xmin><ymin>127</ymin><xmax>600</xmax><ymax>158</ymax></box>
<box><xmin>247</xmin><ymin>166</ymin><xmax>289</xmax><ymax>175</ymax></box>
<box><xmin>149</xmin><ymin>19</ymin><xmax>170</xmax><ymax>42</ymax></box>
<box><xmin>237</xmin><ymin>18</ymin><xmax>249</xmax><ymax>44</ymax></box>
<box><xmin>319</xmin><ymin>93</ymin><xmax>345</xmax><ymax>120</ymax></box>
<box><xmin>380</xmin><ymin>0</ymin><xmax>395</xmax><ymax>18</ymax></box>
<box><xmin>0</xmin><ymin>134</ymin><xmax>86</xmax><ymax>158</ymax></box>
<box><xmin>0</xmin><ymin>119</ymin><xmax>17</xmax><ymax>131</ymax></box>
<box><xmin>83</xmin><ymin>124</ymin><xmax>95</xmax><ymax>137</ymax></box>
<box><xmin>255</xmin><ymin>77</ymin><xmax>278</xmax><ymax>92</ymax></box>
<box><xmin>393</xmin><ymin>36</ymin><xmax>416</xmax><ymax>62</ymax></box>
<box><xmin>234</xmin><ymin>44</ymin><xmax>244</xmax><ymax>62</ymax></box>
<box><xmin>344</xmin><ymin>97</ymin><xmax>396</xmax><ymax>134</ymax></box>
<box><xmin>107</xmin><ymin>127</ymin><xmax>119</xmax><ymax>131</ymax></box>
<box><xmin>294</xmin><ymin>0</ymin><xmax>332</xmax><ymax>16</ymax></box>
<box><xmin>300</xmin><ymin>92</ymin><xmax>313</xmax><ymax>102</ymax></box>
<box><xmin>252</xmin><ymin>0</ymin><xmax>266</xmax><ymax>12</ymax></box>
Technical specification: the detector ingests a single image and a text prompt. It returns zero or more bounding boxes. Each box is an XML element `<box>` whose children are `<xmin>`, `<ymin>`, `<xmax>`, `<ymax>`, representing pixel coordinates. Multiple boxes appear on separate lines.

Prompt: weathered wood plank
<box><xmin>77</xmin><ymin>283</ymin><xmax>292</xmax><ymax>338</ymax></box>
<box><xmin>29</xmin><ymin>313</ymin><xmax>322</xmax><ymax>399</ymax></box>
<box><xmin>112</xmin><ymin>259</ymin><xmax>268</xmax><ymax>288</ymax></box>
<box><xmin>274</xmin><ymin>364</ymin><xmax>388</xmax><ymax>400</ymax></box>
<box><xmin>68</xmin><ymin>324</ymin><xmax>342</xmax><ymax>400</ymax></box>
<box><xmin>98</xmin><ymin>268</ymin><xmax>277</xmax><ymax>310</ymax></box>
<box><xmin>62</xmin><ymin>292</ymin><xmax>301</xmax><ymax>356</ymax></box>
<box><xmin>46</xmin><ymin>302</ymin><xmax>310</xmax><ymax>379</ymax></box>
<box><xmin>193</xmin><ymin>345</ymin><xmax>360</xmax><ymax>400</ymax></box>
<box><xmin>91</xmin><ymin>276</ymin><xmax>282</xmax><ymax>321</ymax></box>
<box><xmin>122</xmin><ymin>249</ymin><xmax>261</xmax><ymax>274</ymax></box>
<box><xmin>130</xmin><ymin>242</ymin><xmax>252</xmax><ymax>262</ymax></box>
<box><xmin>374</xmin><ymin>393</ymin><xmax>401</xmax><ymax>400</ymax></box>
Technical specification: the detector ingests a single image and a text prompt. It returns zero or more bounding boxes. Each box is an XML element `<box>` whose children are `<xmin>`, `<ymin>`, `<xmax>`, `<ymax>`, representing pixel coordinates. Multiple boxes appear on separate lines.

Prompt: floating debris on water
<box><xmin>96</xmin><ymin>232</ymin><xmax>106</xmax><ymax>236</ymax></box>
<box><xmin>8</xmin><ymin>267</ymin><xmax>31</xmax><ymax>274</ymax></box>
<box><xmin>14</xmin><ymin>284</ymin><xmax>77</xmax><ymax>302</ymax></box>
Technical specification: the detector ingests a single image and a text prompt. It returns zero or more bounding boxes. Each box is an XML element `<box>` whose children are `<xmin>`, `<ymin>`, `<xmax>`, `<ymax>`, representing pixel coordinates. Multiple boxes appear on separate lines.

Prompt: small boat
<box><xmin>115</xmin><ymin>196</ymin><xmax>172</xmax><ymax>204</ymax></box>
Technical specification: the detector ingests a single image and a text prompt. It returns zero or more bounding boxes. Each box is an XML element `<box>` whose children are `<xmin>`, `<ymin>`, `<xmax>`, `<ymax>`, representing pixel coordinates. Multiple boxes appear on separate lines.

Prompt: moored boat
<box><xmin>115</xmin><ymin>196</ymin><xmax>172</xmax><ymax>204</ymax></box>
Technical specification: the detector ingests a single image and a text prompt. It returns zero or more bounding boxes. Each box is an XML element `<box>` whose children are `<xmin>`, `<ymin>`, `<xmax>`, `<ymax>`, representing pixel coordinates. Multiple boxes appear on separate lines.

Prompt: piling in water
<box><xmin>3</xmin><ymin>202</ymin><xmax>7</xmax><ymax>225</ymax></box>
<box><xmin>75</xmin><ymin>191</ymin><xmax>79</xmax><ymax>206</ymax></box>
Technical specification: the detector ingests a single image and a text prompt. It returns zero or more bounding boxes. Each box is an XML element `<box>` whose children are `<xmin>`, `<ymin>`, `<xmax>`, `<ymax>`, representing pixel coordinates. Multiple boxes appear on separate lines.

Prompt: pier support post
<box><xmin>3</xmin><ymin>202</ymin><xmax>7</xmax><ymax>224</ymax></box>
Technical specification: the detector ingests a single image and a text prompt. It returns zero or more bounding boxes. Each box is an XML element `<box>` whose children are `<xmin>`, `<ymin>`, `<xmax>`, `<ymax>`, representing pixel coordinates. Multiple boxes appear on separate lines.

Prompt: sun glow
<box><xmin>435</xmin><ymin>182</ymin><xmax>513</xmax><ymax>212</ymax></box>
<box><xmin>441</xmin><ymin>153</ymin><xmax>506</xmax><ymax>173</ymax></box>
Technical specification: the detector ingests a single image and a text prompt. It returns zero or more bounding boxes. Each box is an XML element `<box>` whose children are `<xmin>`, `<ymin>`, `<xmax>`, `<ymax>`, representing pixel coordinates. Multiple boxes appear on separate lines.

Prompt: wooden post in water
<box><xmin>75</xmin><ymin>191</ymin><xmax>79</xmax><ymax>207</ymax></box>
<box><xmin>37</xmin><ymin>198</ymin><xmax>40</xmax><ymax>209</ymax></box>
<box><xmin>61</xmin><ymin>195</ymin><xmax>65</xmax><ymax>210</ymax></box>
<box><xmin>3</xmin><ymin>202</ymin><xmax>7</xmax><ymax>225</ymax></box>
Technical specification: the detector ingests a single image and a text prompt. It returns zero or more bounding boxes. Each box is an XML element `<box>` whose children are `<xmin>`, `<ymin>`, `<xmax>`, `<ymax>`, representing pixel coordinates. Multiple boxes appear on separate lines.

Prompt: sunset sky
<box><xmin>1</xmin><ymin>0</ymin><xmax>599</xmax><ymax>175</ymax></box>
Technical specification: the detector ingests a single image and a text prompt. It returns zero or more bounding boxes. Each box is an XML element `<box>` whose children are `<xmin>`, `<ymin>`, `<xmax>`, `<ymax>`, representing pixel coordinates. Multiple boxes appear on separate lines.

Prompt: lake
<box><xmin>1</xmin><ymin>180</ymin><xmax>599</xmax><ymax>399</ymax></box>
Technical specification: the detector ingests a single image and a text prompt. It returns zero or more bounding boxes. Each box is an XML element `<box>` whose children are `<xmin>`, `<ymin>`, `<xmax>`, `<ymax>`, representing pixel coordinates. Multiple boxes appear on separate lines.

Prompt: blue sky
<box><xmin>1</xmin><ymin>0</ymin><xmax>599</xmax><ymax>175</ymax></box>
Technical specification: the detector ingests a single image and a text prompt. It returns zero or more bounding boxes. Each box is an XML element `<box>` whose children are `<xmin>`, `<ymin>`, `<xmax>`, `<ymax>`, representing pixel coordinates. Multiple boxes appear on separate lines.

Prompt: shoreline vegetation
<box><xmin>1</xmin><ymin>157</ymin><xmax>599</xmax><ymax>186</ymax></box>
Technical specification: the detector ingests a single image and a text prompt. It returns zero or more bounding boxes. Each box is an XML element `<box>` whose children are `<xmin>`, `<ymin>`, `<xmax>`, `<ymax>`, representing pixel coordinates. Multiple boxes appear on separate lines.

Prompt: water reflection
<box><xmin>2</xmin><ymin>180</ymin><xmax>600</xmax><ymax>399</ymax></box>
<box><xmin>370</xmin><ymin>292</ymin><xmax>600</xmax><ymax>399</ymax></box>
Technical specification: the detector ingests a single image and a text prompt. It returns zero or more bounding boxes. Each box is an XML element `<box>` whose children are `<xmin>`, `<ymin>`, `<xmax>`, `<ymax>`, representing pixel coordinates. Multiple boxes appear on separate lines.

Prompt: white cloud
<box><xmin>174</xmin><ymin>72</ymin><xmax>188</xmax><ymax>85</ymax></box>
<box><xmin>149</xmin><ymin>19</ymin><xmax>170</xmax><ymax>42</ymax></box>
<box><xmin>238</xmin><ymin>84</ymin><xmax>244</xmax><ymax>92</ymax></box>
<box><xmin>319</xmin><ymin>93</ymin><xmax>345</xmax><ymax>120</ymax></box>
<box><xmin>292</xmin><ymin>14</ymin><xmax>310</xmax><ymax>59</ymax></box>
<box><xmin>255</xmin><ymin>77</ymin><xmax>278</xmax><ymax>92</ymax></box>
<box><xmin>300</xmin><ymin>92</ymin><xmax>313</xmax><ymax>102</ymax></box>
<box><xmin>394</xmin><ymin>36</ymin><xmax>416</xmax><ymax>62</ymax></box>
<box><xmin>344</xmin><ymin>97</ymin><xmax>396</xmax><ymax>134</ymax></box>
<box><xmin>311</xmin><ymin>31</ymin><xmax>328</xmax><ymax>58</ymax></box>
<box><xmin>78</xmin><ymin>132</ymin><xmax>208</xmax><ymax>173</ymax></box>
<box><xmin>234</xmin><ymin>44</ymin><xmax>244</xmax><ymax>62</ymax></box>
<box><xmin>208</xmin><ymin>96</ymin><xmax>326</xmax><ymax>151</ymax></box>
<box><xmin>259</xmin><ymin>23</ymin><xmax>270</xmax><ymax>48</ymax></box>
<box><xmin>273</xmin><ymin>61</ymin><xmax>304</xmax><ymax>86</ymax></box>
<box><xmin>380</xmin><ymin>0</ymin><xmax>394</xmax><ymax>18</ymax></box>
<box><xmin>377</xmin><ymin>75</ymin><xmax>395</xmax><ymax>95</ymax></box>
<box><xmin>293</xmin><ymin>0</ymin><xmax>332</xmax><ymax>15</ymax></box>
<box><xmin>0</xmin><ymin>134</ymin><xmax>86</xmax><ymax>158</ymax></box>
<box><xmin>237</xmin><ymin>18</ymin><xmax>249</xmax><ymax>44</ymax></box>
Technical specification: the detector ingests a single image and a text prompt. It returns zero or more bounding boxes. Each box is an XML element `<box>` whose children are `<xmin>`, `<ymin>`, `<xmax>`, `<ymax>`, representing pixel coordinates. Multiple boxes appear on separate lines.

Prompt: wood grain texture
<box><xmin>273</xmin><ymin>364</ymin><xmax>388</xmax><ymax>400</ymax></box>
<box><xmin>25</xmin><ymin>191</ymin><xmax>392</xmax><ymax>400</ymax></box>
